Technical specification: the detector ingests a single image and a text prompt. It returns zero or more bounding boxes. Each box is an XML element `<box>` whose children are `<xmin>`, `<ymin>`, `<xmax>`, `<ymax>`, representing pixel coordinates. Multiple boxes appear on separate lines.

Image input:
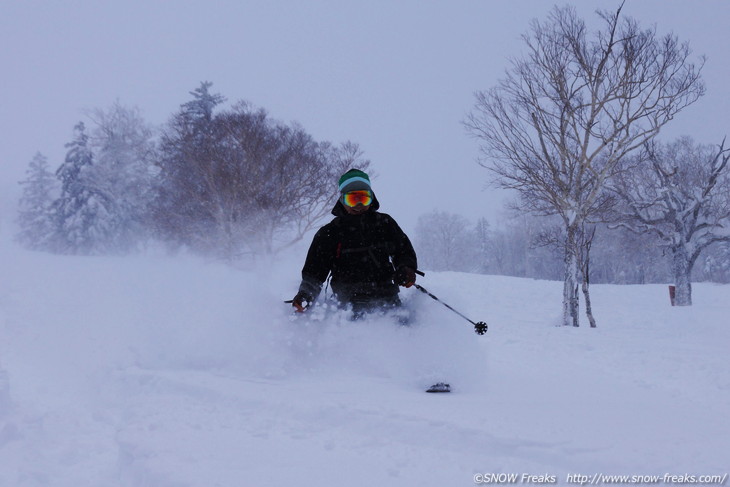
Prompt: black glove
<box><xmin>395</xmin><ymin>266</ymin><xmax>416</xmax><ymax>288</ymax></box>
<box><xmin>291</xmin><ymin>291</ymin><xmax>313</xmax><ymax>312</ymax></box>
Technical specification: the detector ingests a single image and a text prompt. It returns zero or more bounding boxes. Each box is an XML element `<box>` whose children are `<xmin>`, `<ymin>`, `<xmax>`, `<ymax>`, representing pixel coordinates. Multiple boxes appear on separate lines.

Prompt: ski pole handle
<box><xmin>284</xmin><ymin>299</ymin><xmax>310</xmax><ymax>312</ymax></box>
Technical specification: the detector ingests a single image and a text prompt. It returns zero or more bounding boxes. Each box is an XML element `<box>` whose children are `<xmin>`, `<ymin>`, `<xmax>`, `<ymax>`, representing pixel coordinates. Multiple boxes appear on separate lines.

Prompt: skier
<box><xmin>290</xmin><ymin>168</ymin><xmax>452</xmax><ymax>393</ymax></box>
<box><xmin>290</xmin><ymin>169</ymin><xmax>418</xmax><ymax>318</ymax></box>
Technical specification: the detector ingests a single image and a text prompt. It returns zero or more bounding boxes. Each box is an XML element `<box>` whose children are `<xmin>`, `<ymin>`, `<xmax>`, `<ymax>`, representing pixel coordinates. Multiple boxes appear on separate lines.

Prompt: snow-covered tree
<box><xmin>181</xmin><ymin>81</ymin><xmax>225</xmax><ymax>124</ymax></box>
<box><xmin>610</xmin><ymin>137</ymin><xmax>730</xmax><ymax>305</ymax></box>
<box><xmin>16</xmin><ymin>152</ymin><xmax>58</xmax><ymax>250</ymax></box>
<box><xmin>465</xmin><ymin>4</ymin><xmax>705</xmax><ymax>325</ymax></box>
<box><xmin>53</xmin><ymin>122</ymin><xmax>115</xmax><ymax>254</ymax></box>
<box><xmin>87</xmin><ymin>102</ymin><xmax>157</xmax><ymax>251</ymax></box>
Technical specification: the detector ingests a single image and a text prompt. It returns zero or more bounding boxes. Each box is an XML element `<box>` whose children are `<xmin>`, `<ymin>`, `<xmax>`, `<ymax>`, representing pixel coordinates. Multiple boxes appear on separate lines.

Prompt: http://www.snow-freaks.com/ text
<box><xmin>473</xmin><ymin>472</ymin><xmax>728</xmax><ymax>485</ymax></box>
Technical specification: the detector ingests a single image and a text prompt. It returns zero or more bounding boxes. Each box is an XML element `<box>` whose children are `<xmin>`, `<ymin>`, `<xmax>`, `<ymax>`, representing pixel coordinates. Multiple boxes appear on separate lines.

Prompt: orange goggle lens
<box><xmin>342</xmin><ymin>190</ymin><xmax>373</xmax><ymax>207</ymax></box>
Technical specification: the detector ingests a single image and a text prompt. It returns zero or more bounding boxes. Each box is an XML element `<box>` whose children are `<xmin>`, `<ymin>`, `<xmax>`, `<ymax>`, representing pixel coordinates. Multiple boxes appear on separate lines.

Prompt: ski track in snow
<box><xmin>1</xmin><ymin>239</ymin><xmax>729</xmax><ymax>486</ymax></box>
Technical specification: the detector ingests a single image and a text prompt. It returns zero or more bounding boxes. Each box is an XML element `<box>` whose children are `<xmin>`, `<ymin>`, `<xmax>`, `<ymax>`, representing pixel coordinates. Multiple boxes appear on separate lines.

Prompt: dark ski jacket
<box><xmin>298</xmin><ymin>195</ymin><xmax>417</xmax><ymax>305</ymax></box>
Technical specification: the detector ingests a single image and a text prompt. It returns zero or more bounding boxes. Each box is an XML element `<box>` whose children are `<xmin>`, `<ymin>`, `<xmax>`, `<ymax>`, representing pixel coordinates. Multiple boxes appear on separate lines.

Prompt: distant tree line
<box><xmin>415</xmin><ymin>203</ymin><xmax>730</xmax><ymax>286</ymax></box>
<box><xmin>16</xmin><ymin>82</ymin><xmax>369</xmax><ymax>259</ymax></box>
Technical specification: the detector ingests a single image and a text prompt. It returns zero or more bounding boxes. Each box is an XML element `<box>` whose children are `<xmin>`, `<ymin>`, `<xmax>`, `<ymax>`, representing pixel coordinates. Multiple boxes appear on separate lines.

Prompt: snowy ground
<box><xmin>1</xmin><ymin>234</ymin><xmax>728</xmax><ymax>486</ymax></box>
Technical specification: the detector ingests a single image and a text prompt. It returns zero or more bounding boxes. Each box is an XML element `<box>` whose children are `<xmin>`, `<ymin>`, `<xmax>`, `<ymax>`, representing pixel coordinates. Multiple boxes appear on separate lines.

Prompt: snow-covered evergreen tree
<box><xmin>16</xmin><ymin>152</ymin><xmax>58</xmax><ymax>250</ymax></box>
<box><xmin>53</xmin><ymin>122</ymin><xmax>115</xmax><ymax>254</ymax></box>
<box><xmin>87</xmin><ymin>102</ymin><xmax>157</xmax><ymax>251</ymax></box>
<box><xmin>180</xmin><ymin>81</ymin><xmax>225</xmax><ymax>124</ymax></box>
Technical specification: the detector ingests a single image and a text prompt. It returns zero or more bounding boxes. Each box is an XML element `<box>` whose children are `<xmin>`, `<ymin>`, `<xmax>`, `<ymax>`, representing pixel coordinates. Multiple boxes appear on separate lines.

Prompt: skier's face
<box><xmin>342</xmin><ymin>190</ymin><xmax>372</xmax><ymax>215</ymax></box>
<box><xmin>344</xmin><ymin>203</ymin><xmax>370</xmax><ymax>215</ymax></box>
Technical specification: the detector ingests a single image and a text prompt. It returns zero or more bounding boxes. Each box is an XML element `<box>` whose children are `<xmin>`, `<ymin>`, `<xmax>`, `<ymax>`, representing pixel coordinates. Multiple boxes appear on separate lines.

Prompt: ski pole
<box><xmin>413</xmin><ymin>282</ymin><xmax>488</xmax><ymax>335</ymax></box>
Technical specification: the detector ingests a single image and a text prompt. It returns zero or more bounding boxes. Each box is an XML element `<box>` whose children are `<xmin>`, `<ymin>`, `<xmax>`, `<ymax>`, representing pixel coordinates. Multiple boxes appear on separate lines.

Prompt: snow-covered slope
<box><xmin>1</xmin><ymin>237</ymin><xmax>728</xmax><ymax>486</ymax></box>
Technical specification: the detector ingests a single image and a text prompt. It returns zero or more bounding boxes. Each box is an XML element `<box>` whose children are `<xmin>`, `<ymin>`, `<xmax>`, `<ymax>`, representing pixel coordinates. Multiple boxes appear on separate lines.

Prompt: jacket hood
<box><xmin>331</xmin><ymin>192</ymin><xmax>381</xmax><ymax>217</ymax></box>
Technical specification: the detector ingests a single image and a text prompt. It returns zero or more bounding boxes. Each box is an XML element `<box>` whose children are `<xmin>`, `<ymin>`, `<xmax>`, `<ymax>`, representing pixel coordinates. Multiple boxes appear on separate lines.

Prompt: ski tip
<box><xmin>426</xmin><ymin>382</ymin><xmax>451</xmax><ymax>393</ymax></box>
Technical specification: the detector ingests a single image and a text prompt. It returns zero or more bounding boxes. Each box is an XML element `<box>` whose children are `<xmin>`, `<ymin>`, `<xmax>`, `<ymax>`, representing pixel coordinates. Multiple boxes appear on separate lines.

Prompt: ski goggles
<box><xmin>342</xmin><ymin>190</ymin><xmax>373</xmax><ymax>207</ymax></box>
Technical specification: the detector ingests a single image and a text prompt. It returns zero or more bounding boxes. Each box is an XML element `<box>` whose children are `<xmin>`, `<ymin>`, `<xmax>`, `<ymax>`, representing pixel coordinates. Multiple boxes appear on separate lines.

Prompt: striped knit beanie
<box><xmin>338</xmin><ymin>169</ymin><xmax>371</xmax><ymax>194</ymax></box>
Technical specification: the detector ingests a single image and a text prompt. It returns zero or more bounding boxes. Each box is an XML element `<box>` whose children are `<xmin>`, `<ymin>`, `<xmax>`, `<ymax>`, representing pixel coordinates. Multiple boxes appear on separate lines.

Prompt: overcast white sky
<box><xmin>2</xmin><ymin>0</ymin><xmax>729</xmax><ymax>235</ymax></box>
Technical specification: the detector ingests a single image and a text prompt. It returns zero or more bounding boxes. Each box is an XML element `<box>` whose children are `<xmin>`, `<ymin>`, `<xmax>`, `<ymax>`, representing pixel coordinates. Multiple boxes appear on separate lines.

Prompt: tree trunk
<box><xmin>562</xmin><ymin>224</ymin><xmax>580</xmax><ymax>327</ymax></box>
<box><xmin>582</xmin><ymin>279</ymin><xmax>597</xmax><ymax>328</ymax></box>
<box><xmin>672</xmin><ymin>245</ymin><xmax>693</xmax><ymax>306</ymax></box>
<box><xmin>581</xmin><ymin>225</ymin><xmax>597</xmax><ymax>328</ymax></box>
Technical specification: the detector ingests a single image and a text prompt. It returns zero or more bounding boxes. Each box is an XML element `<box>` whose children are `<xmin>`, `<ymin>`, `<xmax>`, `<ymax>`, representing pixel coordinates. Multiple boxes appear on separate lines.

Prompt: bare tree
<box><xmin>465</xmin><ymin>4</ymin><xmax>704</xmax><ymax>326</ymax></box>
<box><xmin>271</xmin><ymin>139</ymin><xmax>371</xmax><ymax>254</ymax></box>
<box><xmin>154</xmin><ymin>84</ymin><xmax>369</xmax><ymax>259</ymax></box>
<box><xmin>610</xmin><ymin>137</ymin><xmax>730</xmax><ymax>305</ymax></box>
